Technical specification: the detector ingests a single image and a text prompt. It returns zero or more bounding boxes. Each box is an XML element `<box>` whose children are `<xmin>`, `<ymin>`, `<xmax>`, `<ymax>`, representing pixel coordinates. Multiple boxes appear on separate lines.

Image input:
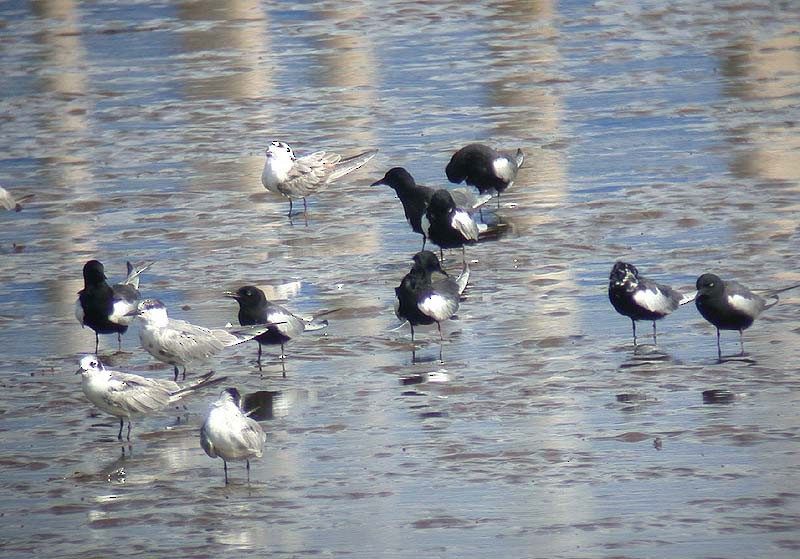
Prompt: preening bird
<box><xmin>445</xmin><ymin>143</ymin><xmax>524</xmax><ymax>204</ymax></box>
<box><xmin>75</xmin><ymin>259</ymin><xmax>154</xmax><ymax>353</ymax></box>
<box><xmin>608</xmin><ymin>261</ymin><xmax>690</xmax><ymax>346</ymax></box>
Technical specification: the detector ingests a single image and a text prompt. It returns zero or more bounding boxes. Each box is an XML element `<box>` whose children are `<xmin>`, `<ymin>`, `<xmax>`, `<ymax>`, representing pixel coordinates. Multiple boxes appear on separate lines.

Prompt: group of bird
<box><xmin>608</xmin><ymin>261</ymin><xmax>800</xmax><ymax>360</ymax></box>
<box><xmin>72</xmin><ymin>140</ymin><xmax>526</xmax><ymax>484</ymax></box>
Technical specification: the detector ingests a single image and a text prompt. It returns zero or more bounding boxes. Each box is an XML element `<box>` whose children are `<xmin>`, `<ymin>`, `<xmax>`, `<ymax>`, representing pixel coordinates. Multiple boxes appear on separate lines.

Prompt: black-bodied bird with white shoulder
<box><xmin>445</xmin><ymin>143</ymin><xmax>524</xmax><ymax>206</ymax></box>
<box><xmin>225</xmin><ymin>285</ymin><xmax>328</xmax><ymax>377</ymax></box>
<box><xmin>371</xmin><ymin>167</ymin><xmax>492</xmax><ymax>249</ymax></box>
<box><xmin>75</xmin><ymin>259</ymin><xmax>154</xmax><ymax>353</ymax></box>
<box><xmin>695</xmin><ymin>272</ymin><xmax>800</xmax><ymax>360</ymax></box>
<box><xmin>608</xmin><ymin>261</ymin><xmax>692</xmax><ymax>346</ymax></box>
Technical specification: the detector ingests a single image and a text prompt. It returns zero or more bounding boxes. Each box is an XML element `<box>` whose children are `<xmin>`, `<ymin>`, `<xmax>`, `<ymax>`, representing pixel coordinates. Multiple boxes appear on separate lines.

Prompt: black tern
<box><xmin>608</xmin><ymin>261</ymin><xmax>691</xmax><ymax>346</ymax></box>
<box><xmin>695</xmin><ymin>273</ymin><xmax>800</xmax><ymax>359</ymax></box>
<box><xmin>225</xmin><ymin>285</ymin><xmax>328</xmax><ymax>377</ymax></box>
<box><xmin>77</xmin><ymin>354</ymin><xmax>226</xmax><ymax>441</ymax></box>
<box><xmin>395</xmin><ymin>250</ymin><xmax>463</xmax><ymax>346</ymax></box>
<box><xmin>422</xmin><ymin>189</ymin><xmax>480</xmax><ymax>265</ymax></box>
<box><xmin>131</xmin><ymin>298</ymin><xmax>268</xmax><ymax>381</ymax></box>
<box><xmin>201</xmin><ymin>387</ymin><xmax>266</xmax><ymax>485</ymax></box>
<box><xmin>371</xmin><ymin>167</ymin><xmax>492</xmax><ymax>249</ymax></box>
<box><xmin>75</xmin><ymin>259</ymin><xmax>154</xmax><ymax>353</ymax></box>
<box><xmin>445</xmin><ymin>143</ymin><xmax>524</xmax><ymax>204</ymax></box>
<box><xmin>261</xmin><ymin>140</ymin><xmax>378</xmax><ymax>217</ymax></box>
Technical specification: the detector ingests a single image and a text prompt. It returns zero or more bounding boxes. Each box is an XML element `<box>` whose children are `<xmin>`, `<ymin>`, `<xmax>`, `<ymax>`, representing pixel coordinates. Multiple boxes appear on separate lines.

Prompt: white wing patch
<box><xmin>109</xmin><ymin>299</ymin><xmax>136</xmax><ymax>325</ymax></box>
<box><xmin>493</xmin><ymin>157</ymin><xmax>515</xmax><ymax>182</ymax></box>
<box><xmin>728</xmin><ymin>293</ymin><xmax>764</xmax><ymax>316</ymax></box>
<box><xmin>418</xmin><ymin>293</ymin><xmax>459</xmax><ymax>322</ymax></box>
<box><xmin>450</xmin><ymin>210</ymin><xmax>479</xmax><ymax>241</ymax></box>
<box><xmin>633</xmin><ymin>288</ymin><xmax>670</xmax><ymax>313</ymax></box>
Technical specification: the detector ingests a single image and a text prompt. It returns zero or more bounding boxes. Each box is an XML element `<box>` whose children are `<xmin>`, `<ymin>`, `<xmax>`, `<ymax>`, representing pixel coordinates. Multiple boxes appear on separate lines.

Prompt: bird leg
<box><xmin>95</xmin><ymin>333</ymin><xmax>100</xmax><ymax>354</ymax></box>
<box><xmin>287</xmin><ymin>199</ymin><xmax>293</xmax><ymax>218</ymax></box>
<box><xmin>126</xmin><ymin>419</ymin><xmax>132</xmax><ymax>441</ymax></box>
<box><xmin>257</xmin><ymin>343</ymin><xmax>263</xmax><ymax>372</ymax></box>
<box><xmin>716</xmin><ymin>328</ymin><xmax>722</xmax><ymax>361</ymax></box>
<box><xmin>223</xmin><ymin>460</ymin><xmax>229</xmax><ymax>485</ymax></box>
<box><xmin>738</xmin><ymin>329</ymin><xmax>745</xmax><ymax>356</ymax></box>
<box><xmin>117</xmin><ymin>332</ymin><xmax>123</xmax><ymax>352</ymax></box>
<box><xmin>117</xmin><ymin>418</ymin><xmax>124</xmax><ymax>440</ymax></box>
<box><xmin>631</xmin><ymin>319</ymin><xmax>638</xmax><ymax>346</ymax></box>
<box><xmin>651</xmin><ymin>321</ymin><xmax>658</xmax><ymax>345</ymax></box>
<box><xmin>246</xmin><ymin>459</ymin><xmax>251</xmax><ymax>483</ymax></box>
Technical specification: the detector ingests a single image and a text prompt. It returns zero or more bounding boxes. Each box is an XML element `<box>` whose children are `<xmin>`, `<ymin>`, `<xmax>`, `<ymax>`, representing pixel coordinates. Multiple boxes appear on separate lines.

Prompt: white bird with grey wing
<box><xmin>201</xmin><ymin>387</ymin><xmax>266</xmax><ymax>485</ymax></box>
<box><xmin>261</xmin><ymin>140</ymin><xmax>378</xmax><ymax>216</ymax></box>
<box><xmin>131</xmin><ymin>298</ymin><xmax>268</xmax><ymax>381</ymax></box>
<box><xmin>77</xmin><ymin>354</ymin><xmax>226</xmax><ymax>441</ymax></box>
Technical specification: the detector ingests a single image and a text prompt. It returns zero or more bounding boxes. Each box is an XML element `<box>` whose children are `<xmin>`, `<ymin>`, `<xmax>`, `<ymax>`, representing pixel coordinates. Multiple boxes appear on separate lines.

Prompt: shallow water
<box><xmin>2</xmin><ymin>1</ymin><xmax>800</xmax><ymax>557</ymax></box>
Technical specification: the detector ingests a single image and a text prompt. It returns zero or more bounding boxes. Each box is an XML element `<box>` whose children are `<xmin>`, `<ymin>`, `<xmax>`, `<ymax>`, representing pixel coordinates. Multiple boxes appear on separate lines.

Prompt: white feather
<box><xmin>633</xmin><ymin>288</ymin><xmax>669</xmax><ymax>313</ymax></box>
<box><xmin>418</xmin><ymin>293</ymin><xmax>459</xmax><ymax>322</ymax></box>
<box><xmin>450</xmin><ymin>209</ymin><xmax>479</xmax><ymax>241</ymax></box>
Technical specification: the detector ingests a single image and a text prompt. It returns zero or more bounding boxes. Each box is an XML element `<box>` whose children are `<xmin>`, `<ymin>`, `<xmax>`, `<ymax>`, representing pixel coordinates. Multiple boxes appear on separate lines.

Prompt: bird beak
<box><xmin>124</xmin><ymin>309</ymin><xmax>140</xmax><ymax>317</ymax></box>
<box><xmin>223</xmin><ymin>291</ymin><xmax>240</xmax><ymax>300</ymax></box>
<box><xmin>76</xmin><ymin>367</ymin><xmax>84</xmax><ymax>375</ymax></box>
<box><xmin>370</xmin><ymin>178</ymin><xmax>385</xmax><ymax>187</ymax></box>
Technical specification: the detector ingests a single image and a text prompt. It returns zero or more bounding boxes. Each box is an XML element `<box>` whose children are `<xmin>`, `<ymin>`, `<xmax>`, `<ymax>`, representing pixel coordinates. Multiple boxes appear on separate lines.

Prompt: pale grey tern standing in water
<box><xmin>608</xmin><ymin>261</ymin><xmax>692</xmax><ymax>346</ymax></box>
<box><xmin>201</xmin><ymin>387</ymin><xmax>266</xmax><ymax>485</ymax></box>
<box><xmin>77</xmin><ymin>354</ymin><xmax>227</xmax><ymax>441</ymax></box>
<box><xmin>75</xmin><ymin>259</ymin><xmax>154</xmax><ymax>353</ymax></box>
<box><xmin>130</xmin><ymin>299</ymin><xmax>268</xmax><ymax>381</ymax></box>
<box><xmin>695</xmin><ymin>273</ymin><xmax>800</xmax><ymax>360</ymax></box>
<box><xmin>445</xmin><ymin>143</ymin><xmax>524</xmax><ymax>207</ymax></box>
<box><xmin>224</xmin><ymin>286</ymin><xmax>328</xmax><ymax>377</ymax></box>
<box><xmin>261</xmin><ymin>140</ymin><xmax>378</xmax><ymax>217</ymax></box>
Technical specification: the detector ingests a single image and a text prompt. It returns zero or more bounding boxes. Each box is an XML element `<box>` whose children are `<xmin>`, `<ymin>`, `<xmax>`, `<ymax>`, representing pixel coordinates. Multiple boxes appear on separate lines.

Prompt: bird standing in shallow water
<box><xmin>261</xmin><ymin>140</ymin><xmax>378</xmax><ymax>217</ymax></box>
<box><xmin>131</xmin><ymin>299</ymin><xmax>267</xmax><ymax>381</ymax></box>
<box><xmin>395</xmin><ymin>251</ymin><xmax>465</xmax><ymax>361</ymax></box>
<box><xmin>445</xmin><ymin>143</ymin><xmax>524</xmax><ymax>206</ymax></box>
<box><xmin>75</xmin><ymin>259</ymin><xmax>154</xmax><ymax>353</ymax></box>
<box><xmin>422</xmin><ymin>189</ymin><xmax>480</xmax><ymax>266</ymax></box>
<box><xmin>201</xmin><ymin>387</ymin><xmax>266</xmax><ymax>485</ymax></box>
<box><xmin>225</xmin><ymin>285</ymin><xmax>327</xmax><ymax>377</ymax></box>
<box><xmin>695</xmin><ymin>273</ymin><xmax>800</xmax><ymax>360</ymax></box>
<box><xmin>372</xmin><ymin>167</ymin><xmax>492</xmax><ymax>249</ymax></box>
<box><xmin>77</xmin><ymin>354</ymin><xmax>226</xmax><ymax>441</ymax></box>
<box><xmin>608</xmin><ymin>261</ymin><xmax>690</xmax><ymax>346</ymax></box>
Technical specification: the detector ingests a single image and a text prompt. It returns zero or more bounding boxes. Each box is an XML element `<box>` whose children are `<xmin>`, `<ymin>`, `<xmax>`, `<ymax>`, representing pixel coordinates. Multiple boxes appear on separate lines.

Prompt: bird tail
<box><xmin>456</xmin><ymin>262</ymin><xmax>470</xmax><ymax>296</ymax></box>
<box><xmin>301</xmin><ymin>308</ymin><xmax>339</xmax><ymax>332</ymax></box>
<box><xmin>678</xmin><ymin>290</ymin><xmax>697</xmax><ymax>305</ymax></box>
<box><xmin>123</xmin><ymin>260</ymin><xmax>155</xmax><ymax>289</ymax></box>
<box><xmin>170</xmin><ymin>371</ymin><xmax>228</xmax><ymax>401</ymax></box>
<box><xmin>328</xmin><ymin>149</ymin><xmax>379</xmax><ymax>182</ymax></box>
<box><xmin>513</xmin><ymin>148</ymin><xmax>525</xmax><ymax>169</ymax></box>
<box><xmin>762</xmin><ymin>282</ymin><xmax>800</xmax><ymax>310</ymax></box>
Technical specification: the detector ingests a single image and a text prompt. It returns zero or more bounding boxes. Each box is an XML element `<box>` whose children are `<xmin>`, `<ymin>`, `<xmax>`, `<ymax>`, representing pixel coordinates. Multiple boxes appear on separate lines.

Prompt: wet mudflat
<box><xmin>1</xmin><ymin>1</ymin><xmax>800</xmax><ymax>558</ymax></box>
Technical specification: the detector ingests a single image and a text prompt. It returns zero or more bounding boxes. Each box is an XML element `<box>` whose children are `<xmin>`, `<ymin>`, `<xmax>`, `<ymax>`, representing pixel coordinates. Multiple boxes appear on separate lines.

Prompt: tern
<box><xmin>446</xmin><ymin>143</ymin><xmax>524</xmax><ymax>206</ymax></box>
<box><xmin>131</xmin><ymin>298</ymin><xmax>268</xmax><ymax>380</ymax></box>
<box><xmin>75</xmin><ymin>259</ymin><xmax>154</xmax><ymax>353</ymax></box>
<box><xmin>77</xmin><ymin>354</ymin><xmax>226</xmax><ymax>441</ymax></box>
<box><xmin>261</xmin><ymin>140</ymin><xmax>378</xmax><ymax>217</ymax></box>
<box><xmin>225</xmin><ymin>285</ymin><xmax>327</xmax><ymax>376</ymax></box>
<box><xmin>695</xmin><ymin>273</ymin><xmax>800</xmax><ymax>359</ymax></box>
<box><xmin>200</xmin><ymin>387</ymin><xmax>266</xmax><ymax>484</ymax></box>
<box><xmin>608</xmin><ymin>261</ymin><xmax>691</xmax><ymax>346</ymax></box>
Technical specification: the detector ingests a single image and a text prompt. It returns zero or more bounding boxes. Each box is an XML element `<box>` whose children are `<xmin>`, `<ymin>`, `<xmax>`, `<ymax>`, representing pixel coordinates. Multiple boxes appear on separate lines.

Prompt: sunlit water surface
<box><xmin>1</xmin><ymin>1</ymin><xmax>800</xmax><ymax>558</ymax></box>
